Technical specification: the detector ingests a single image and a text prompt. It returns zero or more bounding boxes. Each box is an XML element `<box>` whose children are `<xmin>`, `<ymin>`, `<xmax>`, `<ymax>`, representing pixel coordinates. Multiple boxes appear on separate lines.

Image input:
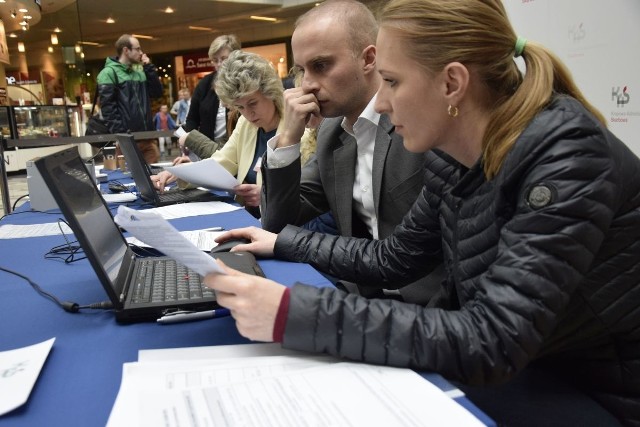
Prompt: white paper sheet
<box><xmin>101</xmin><ymin>193</ymin><xmax>138</xmax><ymax>203</ymax></box>
<box><xmin>107</xmin><ymin>355</ymin><xmax>335</xmax><ymax>427</ymax></box>
<box><xmin>164</xmin><ymin>158</ymin><xmax>239</xmax><ymax>191</ymax></box>
<box><xmin>143</xmin><ymin>201</ymin><xmax>241</xmax><ymax>220</ymax></box>
<box><xmin>142</xmin><ymin>362</ymin><xmax>484</xmax><ymax>427</ymax></box>
<box><xmin>114</xmin><ymin>205</ymin><xmax>224</xmax><ymax>276</ymax></box>
<box><xmin>126</xmin><ymin>229</ymin><xmax>225</xmax><ymax>251</ymax></box>
<box><xmin>138</xmin><ymin>343</ymin><xmax>310</xmax><ymax>362</ymax></box>
<box><xmin>0</xmin><ymin>223</ymin><xmax>73</xmax><ymax>239</ymax></box>
<box><xmin>0</xmin><ymin>338</ymin><xmax>56</xmax><ymax>416</ymax></box>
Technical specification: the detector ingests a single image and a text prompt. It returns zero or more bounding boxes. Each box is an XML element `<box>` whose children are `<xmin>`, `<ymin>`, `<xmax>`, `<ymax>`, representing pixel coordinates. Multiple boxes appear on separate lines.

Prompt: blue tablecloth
<box><xmin>0</xmin><ymin>192</ymin><xmax>494</xmax><ymax>426</ymax></box>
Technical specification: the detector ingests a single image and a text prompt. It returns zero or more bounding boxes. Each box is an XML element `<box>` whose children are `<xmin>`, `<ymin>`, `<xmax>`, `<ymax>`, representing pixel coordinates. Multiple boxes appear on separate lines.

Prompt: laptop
<box><xmin>34</xmin><ymin>146</ymin><xmax>264</xmax><ymax>323</ymax></box>
<box><xmin>116</xmin><ymin>133</ymin><xmax>222</xmax><ymax>206</ymax></box>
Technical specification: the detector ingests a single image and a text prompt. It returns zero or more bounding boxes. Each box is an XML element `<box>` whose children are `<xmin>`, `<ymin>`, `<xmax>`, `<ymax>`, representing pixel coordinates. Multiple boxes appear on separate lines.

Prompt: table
<box><xmin>0</xmin><ymin>170</ymin><xmax>495</xmax><ymax>426</ymax></box>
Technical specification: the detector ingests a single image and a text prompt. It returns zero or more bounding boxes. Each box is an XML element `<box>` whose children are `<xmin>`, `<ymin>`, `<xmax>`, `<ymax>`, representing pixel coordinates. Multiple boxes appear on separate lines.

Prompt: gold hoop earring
<box><xmin>448</xmin><ymin>105</ymin><xmax>459</xmax><ymax>118</ymax></box>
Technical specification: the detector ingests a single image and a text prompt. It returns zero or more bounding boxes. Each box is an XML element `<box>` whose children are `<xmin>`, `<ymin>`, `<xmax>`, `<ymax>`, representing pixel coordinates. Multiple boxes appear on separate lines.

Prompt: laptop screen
<box><xmin>115</xmin><ymin>133</ymin><xmax>158</xmax><ymax>203</ymax></box>
<box><xmin>35</xmin><ymin>147</ymin><xmax>128</xmax><ymax>294</ymax></box>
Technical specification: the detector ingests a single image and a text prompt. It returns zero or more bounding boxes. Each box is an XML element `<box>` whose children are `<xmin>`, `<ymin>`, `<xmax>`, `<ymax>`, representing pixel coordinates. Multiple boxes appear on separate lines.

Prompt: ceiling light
<box><xmin>79</xmin><ymin>41</ymin><xmax>101</xmax><ymax>46</ymax></box>
<box><xmin>48</xmin><ymin>46</ymin><xmax>53</xmax><ymax>53</ymax></box>
<box><xmin>132</xmin><ymin>34</ymin><xmax>153</xmax><ymax>40</ymax></box>
<box><xmin>19</xmin><ymin>21</ymin><xmax>27</xmax><ymax>26</ymax></box>
<box><xmin>24</xmin><ymin>15</ymin><xmax>32</xmax><ymax>20</ymax></box>
<box><xmin>9</xmin><ymin>33</ymin><xmax>17</xmax><ymax>38</ymax></box>
<box><xmin>106</xmin><ymin>17</ymin><xmax>115</xmax><ymax>24</ymax></box>
<box><xmin>18</xmin><ymin>8</ymin><xmax>28</xmax><ymax>13</ymax></box>
<box><xmin>18</xmin><ymin>42</ymin><xmax>25</xmax><ymax>52</ymax></box>
<box><xmin>250</xmin><ymin>16</ymin><xmax>277</xmax><ymax>22</ymax></box>
<box><xmin>164</xmin><ymin>7</ymin><xmax>174</xmax><ymax>13</ymax></box>
<box><xmin>51</xmin><ymin>34</ymin><xmax>58</xmax><ymax>45</ymax></box>
<box><xmin>0</xmin><ymin>1</ymin><xmax>6</xmax><ymax>3</ymax></box>
<box><xmin>75</xmin><ymin>44</ymin><xmax>81</xmax><ymax>53</ymax></box>
<box><xmin>188</xmin><ymin>26</ymin><xmax>213</xmax><ymax>31</ymax></box>
<box><xmin>54</xmin><ymin>27</ymin><xmax>61</xmax><ymax>33</ymax></box>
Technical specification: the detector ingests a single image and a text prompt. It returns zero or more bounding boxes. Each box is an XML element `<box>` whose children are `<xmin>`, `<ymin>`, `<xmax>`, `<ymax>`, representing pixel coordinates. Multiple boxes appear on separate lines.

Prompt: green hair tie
<box><xmin>514</xmin><ymin>37</ymin><xmax>527</xmax><ymax>57</ymax></box>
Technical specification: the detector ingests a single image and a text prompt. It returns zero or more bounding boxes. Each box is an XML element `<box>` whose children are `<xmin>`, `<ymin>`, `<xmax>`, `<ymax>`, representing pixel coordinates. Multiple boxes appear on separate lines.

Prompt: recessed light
<box><xmin>54</xmin><ymin>27</ymin><xmax>61</xmax><ymax>33</ymax></box>
<box><xmin>165</xmin><ymin>7</ymin><xmax>174</xmax><ymax>13</ymax></box>
<box><xmin>188</xmin><ymin>26</ymin><xmax>213</xmax><ymax>32</ymax></box>
<box><xmin>106</xmin><ymin>17</ymin><xmax>115</xmax><ymax>24</ymax></box>
<box><xmin>250</xmin><ymin>16</ymin><xmax>277</xmax><ymax>22</ymax></box>
<box><xmin>9</xmin><ymin>33</ymin><xmax>17</xmax><ymax>38</ymax></box>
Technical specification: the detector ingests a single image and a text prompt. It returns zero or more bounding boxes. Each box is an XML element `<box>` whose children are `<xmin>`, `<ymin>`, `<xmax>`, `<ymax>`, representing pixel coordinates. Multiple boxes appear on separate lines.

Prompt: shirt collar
<box><xmin>341</xmin><ymin>93</ymin><xmax>381</xmax><ymax>135</ymax></box>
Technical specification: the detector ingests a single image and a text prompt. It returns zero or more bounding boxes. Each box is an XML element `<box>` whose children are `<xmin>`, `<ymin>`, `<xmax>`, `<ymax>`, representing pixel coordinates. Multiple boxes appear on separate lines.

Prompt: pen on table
<box><xmin>157</xmin><ymin>308</ymin><xmax>231</xmax><ymax>324</ymax></box>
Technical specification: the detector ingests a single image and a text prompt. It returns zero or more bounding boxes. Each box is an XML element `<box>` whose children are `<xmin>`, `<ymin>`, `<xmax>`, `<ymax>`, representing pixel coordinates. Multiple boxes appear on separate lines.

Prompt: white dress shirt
<box><xmin>214</xmin><ymin>100</ymin><xmax>227</xmax><ymax>140</ymax></box>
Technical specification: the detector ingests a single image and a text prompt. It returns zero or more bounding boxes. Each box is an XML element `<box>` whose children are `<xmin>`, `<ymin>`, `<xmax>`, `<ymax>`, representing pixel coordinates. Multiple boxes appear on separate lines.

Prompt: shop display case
<box><xmin>12</xmin><ymin>105</ymin><xmax>71</xmax><ymax>140</ymax></box>
<box><xmin>0</xmin><ymin>106</ymin><xmax>15</xmax><ymax>141</ymax></box>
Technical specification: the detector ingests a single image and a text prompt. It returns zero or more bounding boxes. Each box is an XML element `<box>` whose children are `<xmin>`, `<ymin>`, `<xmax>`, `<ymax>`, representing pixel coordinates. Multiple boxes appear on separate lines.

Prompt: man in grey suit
<box><xmin>260</xmin><ymin>0</ymin><xmax>440</xmax><ymax>303</ymax></box>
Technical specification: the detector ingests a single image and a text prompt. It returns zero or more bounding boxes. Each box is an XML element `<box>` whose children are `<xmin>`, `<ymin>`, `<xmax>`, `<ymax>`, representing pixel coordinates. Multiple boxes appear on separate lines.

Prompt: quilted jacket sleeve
<box><xmin>280</xmin><ymin>101</ymin><xmax>635</xmax><ymax>386</ymax></box>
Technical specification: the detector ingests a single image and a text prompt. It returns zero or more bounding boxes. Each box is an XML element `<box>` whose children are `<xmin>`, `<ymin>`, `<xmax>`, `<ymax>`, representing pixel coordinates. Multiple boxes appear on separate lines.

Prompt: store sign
<box><xmin>183</xmin><ymin>52</ymin><xmax>214</xmax><ymax>74</ymax></box>
<box><xmin>5</xmin><ymin>71</ymin><xmax>40</xmax><ymax>85</ymax></box>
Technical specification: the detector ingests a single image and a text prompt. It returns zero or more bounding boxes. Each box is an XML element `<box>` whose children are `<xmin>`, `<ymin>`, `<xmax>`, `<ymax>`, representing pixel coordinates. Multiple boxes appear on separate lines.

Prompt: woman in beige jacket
<box><xmin>153</xmin><ymin>51</ymin><xmax>314</xmax><ymax>214</ymax></box>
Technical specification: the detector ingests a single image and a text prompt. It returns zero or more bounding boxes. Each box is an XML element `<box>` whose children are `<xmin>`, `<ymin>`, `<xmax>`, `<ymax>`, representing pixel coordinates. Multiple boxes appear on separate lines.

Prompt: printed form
<box><xmin>107</xmin><ymin>344</ymin><xmax>484</xmax><ymax>427</ymax></box>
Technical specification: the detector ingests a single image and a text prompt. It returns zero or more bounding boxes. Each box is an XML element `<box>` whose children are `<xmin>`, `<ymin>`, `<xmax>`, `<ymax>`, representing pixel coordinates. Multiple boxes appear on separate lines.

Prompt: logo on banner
<box><xmin>612</xmin><ymin>86</ymin><xmax>630</xmax><ymax>107</ymax></box>
<box><xmin>610</xmin><ymin>86</ymin><xmax>639</xmax><ymax>124</ymax></box>
<box><xmin>568</xmin><ymin>23</ymin><xmax>586</xmax><ymax>42</ymax></box>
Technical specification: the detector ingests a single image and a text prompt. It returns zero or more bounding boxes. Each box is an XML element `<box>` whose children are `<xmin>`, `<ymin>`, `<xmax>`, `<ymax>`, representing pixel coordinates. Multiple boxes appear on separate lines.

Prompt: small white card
<box><xmin>0</xmin><ymin>338</ymin><xmax>56</xmax><ymax>416</ymax></box>
<box><xmin>173</xmin><ymin>126</ymin><xmax>187</xmax><ymax>138</ymax></box>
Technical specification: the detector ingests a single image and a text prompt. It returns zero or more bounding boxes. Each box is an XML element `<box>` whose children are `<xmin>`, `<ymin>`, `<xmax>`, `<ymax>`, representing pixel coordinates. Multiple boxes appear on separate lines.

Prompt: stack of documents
<box><xmin>107</xmin><ymin>343</ymin><xmax>485</xmax><ymax>427</ymax></box>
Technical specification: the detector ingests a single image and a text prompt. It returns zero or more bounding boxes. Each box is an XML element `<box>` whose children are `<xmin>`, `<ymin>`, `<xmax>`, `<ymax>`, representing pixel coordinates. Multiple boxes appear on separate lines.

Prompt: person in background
<box><xmin>170</xmin><ymin>88</ymin><xmax>191</xmax><ymax>127</ymax></box>
<box><xmin>97</xmin><ymin>34</ymin><xmax>163</xmax><ymax>163</ymax></box>
<box><xmin>184</xmin><ymin>34</ymin><xmax>241</xmax><ymax>146</ymax></box>
<box><xmin>153</xmin><ymin>104</ymin><xmax>177</xmax><ymax>158</ymax></box>
<box><xmin>152</xmin><ymin>51</ymin><xmax>314</xmax><ymax>217</ymax></box>
<box><xmin>204</xmin><ymin>0</ymin><xmax>640</xmax><ymax>425</ymax></box>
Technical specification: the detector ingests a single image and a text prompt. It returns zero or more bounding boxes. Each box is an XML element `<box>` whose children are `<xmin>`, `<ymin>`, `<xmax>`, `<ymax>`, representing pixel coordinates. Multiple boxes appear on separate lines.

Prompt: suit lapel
<box><xmin>333</xmin><ymin>132</ymin><xmax>357</xmax><ymax>236</ymax></box>
<box><xmin>371</xmin><ymin>114</ymin><xmax>394</xmax><ymax>214</ymax></box>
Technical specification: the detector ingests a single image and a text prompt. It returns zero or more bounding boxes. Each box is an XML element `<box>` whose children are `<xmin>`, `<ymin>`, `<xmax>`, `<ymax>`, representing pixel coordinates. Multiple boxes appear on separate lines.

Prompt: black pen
<box><xmin>157</xmin><ymin>308</ymin><xmax>231</xmax><ymax>324</ymax></box>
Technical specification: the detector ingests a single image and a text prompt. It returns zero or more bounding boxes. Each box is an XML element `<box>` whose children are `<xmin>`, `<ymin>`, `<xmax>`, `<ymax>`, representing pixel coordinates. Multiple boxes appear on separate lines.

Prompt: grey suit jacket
<box><xmin>261</xmin><ymin>114</ymin><xmax>441</xmax><ymax>303</ymax></box>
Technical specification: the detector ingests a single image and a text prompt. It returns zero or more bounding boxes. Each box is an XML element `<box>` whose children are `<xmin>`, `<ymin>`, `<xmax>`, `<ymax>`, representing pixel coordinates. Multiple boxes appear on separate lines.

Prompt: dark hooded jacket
<box><xmin>275</xmin><ymin>96</ymin><xmax>640</xmax><ymax>425</ymax></box>
<box><xmin>96</xmin><ymin>56</ymin><xmax>162</xmax><ymax>133</ymax></box>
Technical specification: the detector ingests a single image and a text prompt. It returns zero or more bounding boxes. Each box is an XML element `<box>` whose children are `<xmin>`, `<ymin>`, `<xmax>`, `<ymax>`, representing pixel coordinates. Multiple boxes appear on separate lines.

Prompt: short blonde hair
<box><xmin>208</xmin><ymin>34</ymin><xmax>241</xmax><ymax>60</ymax></box>
<box><xmin>215</xmin><ymin>50</ymin><xmax>284</xmax><ymax>118</ymax></box>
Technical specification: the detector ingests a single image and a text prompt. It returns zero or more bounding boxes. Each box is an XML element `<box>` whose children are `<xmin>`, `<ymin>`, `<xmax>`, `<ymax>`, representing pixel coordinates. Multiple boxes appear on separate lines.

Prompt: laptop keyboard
<box><xmin>158</xmin><ymin>188</ymin><xmax>218</xmax><ymax>203</ymax></box>
<box><xmin>131</xmin><ymin>258</ymin><xmax>215</xmax><ymax>303</ymax></box>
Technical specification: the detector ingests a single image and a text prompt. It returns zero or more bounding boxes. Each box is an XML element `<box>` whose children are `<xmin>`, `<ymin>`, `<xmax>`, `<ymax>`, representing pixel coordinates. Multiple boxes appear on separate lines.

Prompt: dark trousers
<box><xmin>456</xmin><ymin>365</ymin><xmax>622</xmax><ymax>427</ymax></box>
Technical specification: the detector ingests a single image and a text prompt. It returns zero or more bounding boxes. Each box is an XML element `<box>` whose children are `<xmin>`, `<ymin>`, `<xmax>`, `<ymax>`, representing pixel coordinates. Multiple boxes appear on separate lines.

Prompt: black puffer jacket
<box><xmin>275</xmin><ymin>96</ymin><xmax>640</xmax><ymax>424</ymax></box>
